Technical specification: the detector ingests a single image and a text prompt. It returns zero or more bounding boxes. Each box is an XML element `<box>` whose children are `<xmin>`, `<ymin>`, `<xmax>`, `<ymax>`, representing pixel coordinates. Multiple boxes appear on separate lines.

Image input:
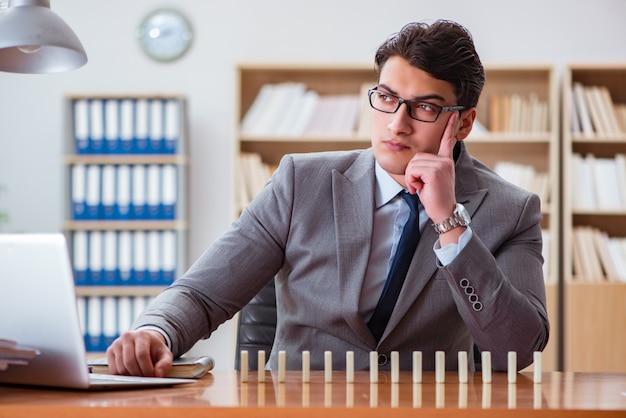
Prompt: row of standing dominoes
<box><xmin>239</xmin><ymin>350</ymin><xmax>543</xmax><ymax>384</ymax></box>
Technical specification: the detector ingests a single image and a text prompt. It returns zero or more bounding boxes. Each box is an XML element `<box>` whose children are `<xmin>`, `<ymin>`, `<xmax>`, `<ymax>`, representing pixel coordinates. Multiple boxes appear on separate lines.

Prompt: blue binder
<box><xmin>131</xmin><ymin>165</ymin><xmax>147</xmax><ymax>220</ymax></box>
<box><xmin>161</xmin><ymin>165</ymin><xmax>177</xmax><ymax>220</ymax></box>
<box><xmin>102</xmin><ymin>231</ymin><xmax>118</xmax><ymax>286</ymax></box>
<box><xmin>71</xmin><ymin>164</ymin><xmax>87</xmax><ymax>220</ymax></box>
<box><xmin>74</xmin><ymin>99</ymin><xmax>90</xmax><ymax>154</ymax></box>
<box><xmin>72</xmin><ymin>231</ymin><xmax>89</xmax><ymax>285</ymax></box>
<box><xmin>115</xmin><ymin>165</ymin><xmax>132</xmax><ymax>219</ymax></box>
<box><xmin>119</xmin><ymin>99</ymin><xmax>135</xmax><ymax>154</ymax></box>
<box><xmin>164</xmin><ymin>99</ymin><xmax>180</xmax><ymax>154</ymax></box>
<box><xmin>85</xmin><ymin>165</ymin><xmax>101</xmax><ymax>220</ymax></box>
<box><xmin>134</xmin><ymin>99</ymin><xmax>150</xmax><ymax>154</ymax></box>
<box><xmin>89</xmin><ymin>99</ymin><xmax>105</xmax><ymax>154</ymax></box>
<box><xmin>104</xmin><ymin>99</ymin><xmax>121</xmax><ymax>154</ymax></box>
<box><xmin>100</xmin><ymin>165</ymin><xmax>116</xmax><ymax>220</ymax></box>
<box><xmin>149</xmin><ymin>99</ymin><xmax>165</xmax><ymax>154</ymax></box>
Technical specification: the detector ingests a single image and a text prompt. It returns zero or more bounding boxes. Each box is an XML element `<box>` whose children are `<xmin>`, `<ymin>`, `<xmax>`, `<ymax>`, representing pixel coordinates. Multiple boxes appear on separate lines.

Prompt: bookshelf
<box><xmin>235</xmin><ymin>63</ymin><xmax>376</xmax><ymax>214</ymax></box>
<box><xmin>562</xmin><ymin>64</ymin><xmax>626</xmax><ymax>372</ymax></box>
<box><xmin>63</xmin><ymin>94</ymin><xmax>188</xmax><ymax>353</ymax></box>
<box><xmin>235</xmin><ymin>63</ymin><xmax>559</xmax><ymax>371</ymax></box>
<box><xmin>467</xmin><ymin>64</ymin><xmax>560</xmax><ymax>372</ymax></box>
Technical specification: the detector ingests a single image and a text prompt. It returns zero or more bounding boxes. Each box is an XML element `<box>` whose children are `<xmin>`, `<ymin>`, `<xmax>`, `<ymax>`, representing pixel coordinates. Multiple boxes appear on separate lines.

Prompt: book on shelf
<box><xmin>571</xmin><ymin>82</ymin><xmax>625</xmax><ymax>138</ymax></box>
<box><xmin>616</xmin><ymin>104</ymin><xmax>626</xmax><ymax>132</ymax></box>
<box><xmin>240</xmin><ymin>82</ymin><xmax>365</xmax><ymax>137</ymax></box>
<box><xmin>572</xmin><ymin>226</ymin><xmax>603</xmax><ymax>283</ymax></box>
<box><xmin>571</xmin><ymin>153</ymin><xmax>626</xmax><ymax>211</ymax></box>
<box><xmin>571</xmin><ymin>226</ymin><xmax>626</xmax><ymax>284</ymax></box>
<box><xmin>584</xmin><ymin>85</ymin><xmax>609</xmax><ymax>136</ymax></box>
<box><xmin>572</xmin><ymin>82</ymin><xmax>595</xmax><ymax>138</ymax></box>
<box><xmin>88</xmin><ymin>355</ymin><xmax>214</xmax><ymax>378</ymax></box>
<box><xmin>487</xmin><ymin>93</ymin><xmax>549</xmax><ymax>133</ymax></box>
<box><xmin>238</xmin><ymin>152</ymin><xmax>273</xmax><ymax>209</ymax></box>
<box><xmin>592</xmin><ymin>229</ymin><xmax>620</xmax><ymax>283</ymax></box>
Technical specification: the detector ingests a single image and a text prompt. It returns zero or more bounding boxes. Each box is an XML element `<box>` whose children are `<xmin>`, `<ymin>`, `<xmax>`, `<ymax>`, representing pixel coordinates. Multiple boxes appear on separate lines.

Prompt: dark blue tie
<box><xmin>367</xmin><ymin>191</ymin><xmax>421</xmax><ymax>342</ymax></box>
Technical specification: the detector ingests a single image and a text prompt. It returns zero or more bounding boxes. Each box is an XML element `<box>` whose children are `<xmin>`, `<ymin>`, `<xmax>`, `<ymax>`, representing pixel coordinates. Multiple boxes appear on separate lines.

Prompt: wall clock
<box><xmin>137</xmin><ymin>8</ymin><xmax>193</xmax><ymax>62</ymax></box>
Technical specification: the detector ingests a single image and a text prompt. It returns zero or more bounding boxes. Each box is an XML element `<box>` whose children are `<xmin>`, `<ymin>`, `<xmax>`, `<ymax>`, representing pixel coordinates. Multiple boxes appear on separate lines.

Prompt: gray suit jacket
<box><xmin>134</xmin><ymin>142</ymin><xmax>549</xmax><ymax>371</ymax></box>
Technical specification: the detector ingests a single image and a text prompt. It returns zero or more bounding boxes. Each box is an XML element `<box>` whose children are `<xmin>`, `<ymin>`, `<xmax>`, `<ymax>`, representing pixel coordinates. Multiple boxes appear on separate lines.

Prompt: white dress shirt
<box><xmin>359</xmin><ymin>162</ymin><xmax>472</xmax><ymax>322</ymax></box>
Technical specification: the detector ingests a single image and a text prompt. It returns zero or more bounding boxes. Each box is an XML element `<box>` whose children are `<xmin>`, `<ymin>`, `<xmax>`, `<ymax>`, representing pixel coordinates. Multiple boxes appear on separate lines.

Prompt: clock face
<box><xmin>137</xmin><ymin>9</ymin><xmax>193</xmax><ymax>62</ymax></box>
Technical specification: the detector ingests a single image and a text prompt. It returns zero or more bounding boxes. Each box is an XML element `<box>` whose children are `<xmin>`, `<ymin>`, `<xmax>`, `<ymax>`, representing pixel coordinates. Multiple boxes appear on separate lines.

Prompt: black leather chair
<box><xmin>234</xmin><ymin>279</ymin><xmax>277</xmax><ymax>370</ymax></box>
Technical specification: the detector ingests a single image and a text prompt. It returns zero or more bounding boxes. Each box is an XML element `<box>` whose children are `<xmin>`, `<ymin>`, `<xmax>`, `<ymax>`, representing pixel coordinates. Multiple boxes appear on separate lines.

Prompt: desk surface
<box><xmin>1</xmin><ymin>371</ymin><xmax>625</xmax><ymax>417</ymax></box>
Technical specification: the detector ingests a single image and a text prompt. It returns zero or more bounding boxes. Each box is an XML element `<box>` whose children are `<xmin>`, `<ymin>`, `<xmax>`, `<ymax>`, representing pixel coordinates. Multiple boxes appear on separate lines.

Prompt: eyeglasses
<box><xmin>368</xmin><ymin>88</ymin><xmax>465</xmax><ymax>122</ymax></box>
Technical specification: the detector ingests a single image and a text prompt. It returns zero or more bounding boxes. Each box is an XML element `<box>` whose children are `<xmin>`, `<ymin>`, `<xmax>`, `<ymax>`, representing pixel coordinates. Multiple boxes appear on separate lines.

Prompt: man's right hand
<box><xmin>105</xmin><ymin>329</ymin><xmax>173</xmax><ymax>377</ymax></box>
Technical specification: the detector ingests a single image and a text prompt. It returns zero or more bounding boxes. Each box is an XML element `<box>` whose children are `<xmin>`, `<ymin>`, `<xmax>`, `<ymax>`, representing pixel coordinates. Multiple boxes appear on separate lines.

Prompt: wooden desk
<box><xmin>1</xmin><ymin>371</ymin><xmax>625</xmax><ymax>417</ymax></box>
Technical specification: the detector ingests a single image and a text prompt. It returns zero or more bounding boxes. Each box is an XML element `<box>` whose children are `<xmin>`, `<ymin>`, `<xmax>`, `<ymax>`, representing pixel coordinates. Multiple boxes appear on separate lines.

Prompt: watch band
<box><xmin>431</xmin><ymin>203</ymin><xmax>470</xmax><ymax>234</ymax></box>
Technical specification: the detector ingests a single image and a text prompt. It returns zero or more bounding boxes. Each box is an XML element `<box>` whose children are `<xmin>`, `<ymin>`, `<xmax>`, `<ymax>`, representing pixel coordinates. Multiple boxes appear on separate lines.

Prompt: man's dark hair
<box><xmin>375</xmin><ymin>20</ymin><xmax>486</xmax><ymax>109</ymax></box>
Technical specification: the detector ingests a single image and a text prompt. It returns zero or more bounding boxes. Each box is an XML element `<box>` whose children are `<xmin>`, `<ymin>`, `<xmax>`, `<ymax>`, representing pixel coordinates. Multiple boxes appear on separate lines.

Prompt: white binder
<box><xmin>146</xmin><ymin>165</ymin><xmax>161</xmax><ymax>219</ymax></box>
<box><xmin>74</xmin><ymin>99</ymin><xmax>90</xmax><ymax>154</ymax></box>
<box><xmin>116</xmin><ymin>165</ymin><xmax>131</xmax><ymax>219</ymax></box>
<box><xmin>102</xmin><ymin>230</ymin><xmax>118</xmax><ymax>285</ymax></box>
<box><xmin>85</xmin><ymin>164</ymin><xmax>101</xmax><ymax>220</ymax></box>
<box><xmin>119</xmin><ymin>99</ymin><xmax>135</xmax><ymax>153</ymax></box>
<box><xmin>71</xmin><ymin>164</ymin><xmax>87</xmax><ymax>220</ymax></box>
<box><xmin>89</xmin><ymin>99</ymin><xmax>104</xmax><ymax>154</ymax></box>
<box><xmin>117</xmin><ymin>231</ymin><xmax>133</xmax><ymax>285</ymax></box>
<box><xmin>104</xmin><ymin>99</ymin><xmax>120</xmax><ymax>154</ymax></box>
<box><xmin>88</xmin><ymin>231</ymin><xmax>103</xmax><ymax>285</ymax></box>
<box><xmin>131</xmin><ymin>165</ymin><xmax>146</xmax><ymax>219</ymax></box>
<box><xmin>149</xmin><ymin>99</ymin><xmax>164</xmax><ymax>154</ymax></box>
<box><xmin>132</xmin><ymin>230</ymin><xmax>147</xmax><ymax>285</ymax></box>
<box><xmin>164</xmin><ymin>99</ymin><xmax>180</xmax><ymax>154</ymax></box>
<box><xmin>147</xmin><ymin>231</ymin><xmax>162</xmax><ymax>284</ymax></box>
<box><xmin>101</xmin><ymin>165</ymin><xmax>116</xmax><ymax>219</ymax></box>
<box><xmin>135</xmin><ymin>99</ymin><xmax>150</xmax><ymax>153</ymax></box>
<box><xmin>161</xmin><ymin>164</ymin><xmax>177</xmax><ymax>219</ymax></box>
<box><xmin>72</xmin><ymin>230</ymin><xmax>89</xmax><ymax>285</ymax></box>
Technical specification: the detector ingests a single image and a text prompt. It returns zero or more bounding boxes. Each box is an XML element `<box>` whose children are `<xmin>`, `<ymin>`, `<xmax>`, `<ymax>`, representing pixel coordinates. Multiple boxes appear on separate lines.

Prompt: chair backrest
<box><xmin>234</xmin><ymin>278</ymin><xmax>277</xmax><ymax>370</ymax></box>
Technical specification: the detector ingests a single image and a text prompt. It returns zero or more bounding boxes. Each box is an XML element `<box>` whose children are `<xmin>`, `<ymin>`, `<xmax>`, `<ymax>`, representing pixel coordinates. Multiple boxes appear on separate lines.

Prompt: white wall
<box><xmin>1</xmin><ymin>0</ymin><xmax>625</xmax><ymax>370</ymax></box>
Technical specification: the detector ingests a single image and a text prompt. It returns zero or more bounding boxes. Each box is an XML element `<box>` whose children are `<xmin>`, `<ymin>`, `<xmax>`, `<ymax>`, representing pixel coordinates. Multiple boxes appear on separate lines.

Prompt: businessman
<box><xmin>107</xmin><ymin>20</ymin><xmax>549</xmax><ymax>377</ymax></box>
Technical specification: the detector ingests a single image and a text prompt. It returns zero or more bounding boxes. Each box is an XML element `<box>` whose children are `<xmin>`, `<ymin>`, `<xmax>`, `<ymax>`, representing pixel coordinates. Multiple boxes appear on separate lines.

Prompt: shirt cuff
<box><xmin>433</xmin><ymin>226</ymin><xmax>473</xmax><ymax>266</ymax></box>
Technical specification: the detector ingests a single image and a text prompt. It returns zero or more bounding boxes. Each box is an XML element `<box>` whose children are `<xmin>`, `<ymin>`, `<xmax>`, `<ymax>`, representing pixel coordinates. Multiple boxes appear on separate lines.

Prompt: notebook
<box><xmin>0</xmin><ymin>233</ymin><xmax>197</xmax><ymax>390</ymax></box>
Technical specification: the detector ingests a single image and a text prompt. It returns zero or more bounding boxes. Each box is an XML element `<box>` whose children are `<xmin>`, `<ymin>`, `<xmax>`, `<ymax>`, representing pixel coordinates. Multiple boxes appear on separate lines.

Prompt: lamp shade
<box><xmin>0</xmin><ymin>0</ymin><xmax>87</xmax><ymax>74</ymax></box>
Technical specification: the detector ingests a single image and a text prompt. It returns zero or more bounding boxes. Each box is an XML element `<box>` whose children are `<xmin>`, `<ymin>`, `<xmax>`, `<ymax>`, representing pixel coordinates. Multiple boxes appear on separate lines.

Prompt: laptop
<box><xmin>0</xmin><ymin>233</ymin><xmax>195</xmax><ymax>390</ymax></box>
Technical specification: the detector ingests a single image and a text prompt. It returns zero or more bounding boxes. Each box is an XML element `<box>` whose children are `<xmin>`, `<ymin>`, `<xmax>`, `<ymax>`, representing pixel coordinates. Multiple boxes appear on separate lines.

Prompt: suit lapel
<box><xmin>332</xmin><ymin>151</ymin><xmax>378</xmax><ymax>345</ymax></box>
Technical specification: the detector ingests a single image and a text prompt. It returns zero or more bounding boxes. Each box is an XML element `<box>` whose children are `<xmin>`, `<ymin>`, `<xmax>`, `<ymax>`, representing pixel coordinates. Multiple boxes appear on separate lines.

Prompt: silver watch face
<box><xmin>455</xmin><ymin>204</ymin><xmax>471</xmax><ymax>226</ymax></box>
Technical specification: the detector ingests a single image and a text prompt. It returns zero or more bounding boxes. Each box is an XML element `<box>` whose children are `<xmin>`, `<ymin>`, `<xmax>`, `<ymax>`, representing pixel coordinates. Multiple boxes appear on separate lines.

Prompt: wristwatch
<box><xmin>431</xmin><ymin>203</ymin><xmax>471</xmax><ymax>234</ymax></box>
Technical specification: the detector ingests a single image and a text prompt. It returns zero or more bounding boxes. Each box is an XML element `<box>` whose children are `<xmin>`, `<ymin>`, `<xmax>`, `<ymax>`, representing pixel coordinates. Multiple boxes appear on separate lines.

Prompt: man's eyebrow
<box><xmin>377</xmin><ymin>83</ymin><xmax>446</xmax><ymax>102</ymax></box>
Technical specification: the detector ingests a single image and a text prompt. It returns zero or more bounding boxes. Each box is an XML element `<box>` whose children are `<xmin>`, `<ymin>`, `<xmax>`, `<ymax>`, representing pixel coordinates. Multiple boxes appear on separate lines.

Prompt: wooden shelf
<box><xmin>74</xmin><ymin>286</ymin><xmax>165</xmax><ymax>297</ymax></box>
<box><xmin>235</xmin><ymin>63</ymin><xmax>560</xmax><ymax>370</ymax></box>
<box><xmin>63</xmin><ymin>154</ymin><xmax>188</xmax><ymax>165</ymax></box>
<box><xmin>561</xmin><ymin>64</ymin><xmax>626</xmax><ymax>371</ymax></box>
<box><xmin>63</xmin><ymin>220</ymin><xmax>188</xmax><ymax>231</ymax></box>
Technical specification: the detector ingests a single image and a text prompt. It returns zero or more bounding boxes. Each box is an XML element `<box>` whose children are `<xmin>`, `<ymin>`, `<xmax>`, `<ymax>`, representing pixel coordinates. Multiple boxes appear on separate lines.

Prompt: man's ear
<box><xmin>455</xmin><ymin>108</ymin><xmax>477</xmax><ymax>140</ymax></box>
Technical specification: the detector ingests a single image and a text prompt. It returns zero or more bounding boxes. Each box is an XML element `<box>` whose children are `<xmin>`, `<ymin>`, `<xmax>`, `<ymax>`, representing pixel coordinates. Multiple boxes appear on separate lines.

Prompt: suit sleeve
<box><xmin>440</xmin><ymin>192</ymin><xmax>549</xmax><ymax>371</ymax></box>
<box><xmin>131</xmin><ymin>156</ymin><xmax>297</xmax><ymax>356</ymax></box>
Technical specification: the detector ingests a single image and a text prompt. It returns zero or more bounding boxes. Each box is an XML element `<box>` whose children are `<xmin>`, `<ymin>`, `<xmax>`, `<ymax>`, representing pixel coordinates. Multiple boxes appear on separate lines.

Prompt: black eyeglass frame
<box><xmin>367</xmin><ymin>87</ymin><xmax>466</xmax><ymax>122</ymax></box>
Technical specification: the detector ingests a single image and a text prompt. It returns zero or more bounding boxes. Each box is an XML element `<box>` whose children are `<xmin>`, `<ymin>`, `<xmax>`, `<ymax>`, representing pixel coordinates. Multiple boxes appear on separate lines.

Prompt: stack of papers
<box><xmin>0</xmin><ymin>338</ymin><xmax>39</xmax><ymax>371</ymax></box>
